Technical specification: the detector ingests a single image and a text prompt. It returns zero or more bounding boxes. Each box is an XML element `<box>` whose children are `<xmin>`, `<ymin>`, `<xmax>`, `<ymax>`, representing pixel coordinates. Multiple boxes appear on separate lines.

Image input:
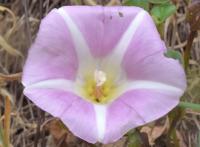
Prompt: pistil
<box><xmin>93</xmin><ymin>86</ymin><xmax>103</xmax><ymax>102</ymax></box>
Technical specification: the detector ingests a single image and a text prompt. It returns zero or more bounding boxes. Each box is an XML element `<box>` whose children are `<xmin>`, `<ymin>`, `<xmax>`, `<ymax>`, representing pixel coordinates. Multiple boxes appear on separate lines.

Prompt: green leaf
<box><xmin>127</xmin><ymin>130</ymin><xmax>142</xmax><ymax>147</ymax></box>
<box><xmin>73</xmin><ymin>0</ymin><xmax>81</xmax><ymax>4</ymax></box>
<box><xmin>123</xmin><ymin>0</ymin><xmax>149</xmax><ymax>11</ymax></box>
<box><xmin>171</xmin><ymin>129</ymin><xmax>180</xmax><ymax>147</ymax></box>
<box><xmin>164</xmin><ymin>49</ymin><xmax>183</xmax><ymax>64</ymax></box>
<box><xmin>148</xmin><ymin>0</ymin><xmax>169</xmax><ymax>4</ymax></box>
<box><xmin>151</xmin><ymin>3</ymin><xmax>176</xmax><ymax>24</ymax></box>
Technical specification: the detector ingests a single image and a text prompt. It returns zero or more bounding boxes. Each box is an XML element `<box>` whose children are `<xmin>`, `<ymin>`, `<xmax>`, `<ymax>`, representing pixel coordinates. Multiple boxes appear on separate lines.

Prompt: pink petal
<box><xmin>121</xmin><ymin>12</ymin><xmax>186</xmax><ymax>89</ymax></box>
<box><xmin>24</xmin><ymin>89</ymin><xmax>78</xmax><ymax>117</ymax></box>
<box><xmin>24</xmin><ymin>88</ymin><xmax>98</xmax><ymax>143</ymax></box>
<box><xmin>123</xmin><ymin>9</ymin><xmax>165</xmax><ymax>61</ymax></box>
<box><xmin>62</xmin><ymin>6</ymin><xmax>142</xmax><ymax>57</ymax></box>
<box><xmin>103</xmin><ymin>89</ymin><xmax>180</xmax><ymax>143</ymax></box>
<box><xmin>103</xmin><ymin>100</ymin><xmax>144</xmax><ymax>143</ymax></box>
<box><xmin>22</xmin><ymin>9</ymin><xmax>78</xmax><ymax>86</ymax></box>
<box><xmin>61</xmin><ymin>99</ymin><xmax>98</xmax><ymax>143</ymax></box>
<box><xmin>123</xmin><ymin>52</ymin><xmax>186</xmax><ymax>89</ymax></box>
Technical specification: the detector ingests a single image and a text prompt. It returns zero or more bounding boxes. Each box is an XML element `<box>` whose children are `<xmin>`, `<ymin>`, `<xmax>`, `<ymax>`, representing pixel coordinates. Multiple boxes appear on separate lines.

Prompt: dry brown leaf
<box><xmin>140</xmin><ymin>118</ymin><xmax>170</xmax><ymax>146</ymax></box>
<box><xmin>84</xmin><ymin>0</ymin><xmax>97</xmax><ymax>5</ymax></box>
<box><xmin>187</xmin><ymin>0</ymin><xmax>200</xmax><ymax>31</ymax></box>
<box><xmin>0</xmin><ymin>6</ymin><xmax>16</xmax><ymax>39</ymax></box>
<box><xmin>46</xmin><ymin>119</ymin><xmax>67</xmax><ymax>140</ymax></box>
<box><xmin>102</xmin><ymin>137</ymin><xmax>126</xmax><ymax>147</ymax></box>
<box><xmin>46</xmin><ymin>119</ymin><xmax>79</xmax><ymax>147</ymax></box>
<box><xmin>0</xmin><ymin>72</ymin><xmax>22</xmax><ymax>82</ymax></box>
<box><xmin>0</xmin><ymin>35</ymin><xmax>22</xmax><ymax>57</ymax></box>
<box><xmin>151</xmin><ymin>117</ymin><xmax>170</xmax><ymax>141</ymax></box>
<box><xmin>0</xmin><ymin>89</ymin><xmax>14</xmax><ymax>103</ymax></box>
<box><xmin>140</xmin><ymin>126</ymin><xmax>153</xmax><ymax>145</ymax></box>
<box><xmin>140</xmin><ymin>126</ymin><xmax>152</xmax><ymax>136</ymax></box>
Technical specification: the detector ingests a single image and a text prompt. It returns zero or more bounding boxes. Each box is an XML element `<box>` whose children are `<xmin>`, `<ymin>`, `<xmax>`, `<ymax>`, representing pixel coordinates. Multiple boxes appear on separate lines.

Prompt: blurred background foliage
<box><xmin>0</xmin><ymin>0</ymin><xmax>200</xmax><ymax>147</ymax></box>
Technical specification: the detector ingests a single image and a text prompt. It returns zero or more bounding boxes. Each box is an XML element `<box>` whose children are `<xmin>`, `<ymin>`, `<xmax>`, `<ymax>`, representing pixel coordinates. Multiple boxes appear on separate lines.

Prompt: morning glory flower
<box><xmin>22</xmin><ymin>6</ymin><xmax>186</xmax><ymax>144</ymax></box>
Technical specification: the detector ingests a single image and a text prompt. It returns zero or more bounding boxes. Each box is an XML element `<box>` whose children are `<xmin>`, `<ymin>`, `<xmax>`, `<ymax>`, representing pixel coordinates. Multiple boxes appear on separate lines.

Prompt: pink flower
<box><xmin>22</xmin><ymin>6</ymin><xmax>186</xmax><ymax>144</ymax></box>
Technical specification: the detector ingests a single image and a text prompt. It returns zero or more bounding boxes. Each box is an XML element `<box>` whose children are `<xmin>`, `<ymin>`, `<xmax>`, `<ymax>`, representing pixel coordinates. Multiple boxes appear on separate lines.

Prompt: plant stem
<box><xmin>4</xmin><ymin>96</ymin><xmax>11</xmax><ymax>147</ymax></box>
<box><xmin>179</xmin><ymin>101</ymin><xmax>200</xmax><ymax>111</ymax></box>
<box><xmin>184</xmin><ymin>31</ymin><xmax>196</xmax><ymax>71</ymax></box>
<box><xmin>157</xmin><ymin>23</ymin><xmax>164</xmax><ymax>39</ymax></box>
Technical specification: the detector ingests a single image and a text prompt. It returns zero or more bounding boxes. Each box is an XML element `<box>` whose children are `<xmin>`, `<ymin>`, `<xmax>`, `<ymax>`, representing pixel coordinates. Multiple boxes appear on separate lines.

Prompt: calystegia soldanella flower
<box><xmin>22</xmin><ymin>6</ymin><xmax>186</xmax><ymax>144</ymax></box>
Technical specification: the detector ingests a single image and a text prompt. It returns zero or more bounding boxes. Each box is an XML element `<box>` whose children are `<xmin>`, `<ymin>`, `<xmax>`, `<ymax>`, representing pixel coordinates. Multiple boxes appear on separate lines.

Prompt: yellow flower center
<box><xmin>81</xmin><ymin>70</ymin><xmax>118</xmax><ymax>104</ymax></box>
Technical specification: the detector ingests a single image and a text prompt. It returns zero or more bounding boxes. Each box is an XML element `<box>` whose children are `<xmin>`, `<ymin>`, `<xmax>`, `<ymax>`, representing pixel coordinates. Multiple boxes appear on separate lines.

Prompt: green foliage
<box><xmin>0</xmin><ymin>120</ymin><xmax>7</xmax><ymax>147</ymax></box>
<box><xmin>148</xmin><ymin>0</ymin><xmax>169</xmax><ymax>4</ymax></box>
<box><xmin>123</xmin><ymin>0</ymin><xmax>177</xmax><ymax>37</ymax></box>
<box><xmin>127</xmin><ymin>130</ymin><xmax>142</xmax><ymax>147</ymax></box>
<box><xmin>0</xmin><ymin>125</ymin><xmax>3</xmax><ymax>147</ymax></box>
<box><xmin>123</xmin><ymin>0</ymin><xmax>149</xmax><ymax>11</ymax></box>
<box><xmin>171</xmin><ymin>129</ymin><xmax>179</xmax><ymax>147</ymax></box>
<box><xmin>164</xmin><ymin>49</ymin><xmax>183</xmax><ymax>64</ymax></box>
<box><xmin>151</xmin><ymin>3</ymin><xmax>176</xmax><ymax>24</ymax></box>
<box><xmin>74</xmin><ymin>0</ymin><xmax>81</xmax><ymax>4</ymax></box>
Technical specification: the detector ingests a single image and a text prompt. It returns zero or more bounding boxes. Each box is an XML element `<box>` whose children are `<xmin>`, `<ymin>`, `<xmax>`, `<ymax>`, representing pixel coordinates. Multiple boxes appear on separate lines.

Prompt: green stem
<box><xmin>179</xmin><ymin>101</ymin><xmax>200</xmax><ymax>111</ymax></box>
<box><xmin>157</xmin><ymin>23</ymin><xmax>164</xmax><ymax>39</ymax></box>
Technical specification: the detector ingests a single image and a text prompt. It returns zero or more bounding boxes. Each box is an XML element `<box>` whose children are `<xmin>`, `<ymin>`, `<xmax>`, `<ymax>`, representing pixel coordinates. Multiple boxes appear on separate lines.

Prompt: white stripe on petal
<box><xmin>125</xmin><ymin>80</ymin><xmax>184</xmax><ymax>94</ymax></box>
<box><xmin>57</xmin><ymin>8</ymin><xmax>95</xmax><ymax>73</ymax></box>
<box><xmin>94</xmin><ymin>104</ymin><xmax>107</xmax><ymax>142</ymax></box>
<box><xmin>105</xmin><ymin>10</ymin><xmax>146</xmax><ymax>66</ymax></box>
<box><xmin>24</xmin><ymin>79</ymin><xmax>80</xmax><ymax>95</ymax></box>
<box><xmin>106</xmin><ymin>80</ymin><xmax>184</xmax><ymax>105</ymax></box>
<box><xmin>101</xmin><ymin>10</ymin><xmax>146</xmax><ymax>76</ymax></box>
